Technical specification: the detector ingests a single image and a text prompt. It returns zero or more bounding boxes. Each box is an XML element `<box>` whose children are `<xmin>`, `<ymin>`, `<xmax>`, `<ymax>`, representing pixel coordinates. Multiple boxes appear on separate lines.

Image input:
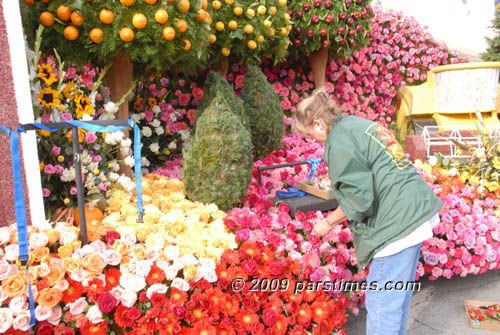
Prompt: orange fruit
<box><xmin>228</xmin><ymin>20</ymin><xmax>237</xmax><ymax>30</ymax></box>
<box><xmin>183</xmin><ymin>39</ymin><xmax>191</xmax><ymax>51</ymax></box>
<box><xmin>221</xmin><ymin>47</ymin><xmax>230</xmax><ymax>56</ymax></box>
<box><xmin>176</xmin><ymin>19</ymin><xmax>187</xmax><ymax>33</ymax></box>
<box><xmin>120</xmin><ymin>0</ymin><xmax>134</xmax><ymax>5</ymax></box>
<box><xmin>57</xmin><ymin>6</ymin><xmax>72</xmax><ymax>21</ymax></box>
<box><xmin>244</xmin><ymin>24</ymin><xmax>253</xmax><ymax>34</ymax></box>
<box><xmin>256</xmin><ymin>34</ymin><xmax>264</xmax><ymax>43</ymax></box>
<box><xmin>263</xmin><ymin>19</ymin><xmax>271</xmax><ymax>28</ymax></box>
<box><xmin>280</xmin><ymin>27</ymin><xmax>287</xmax><ymax>35</ymax></box>
<box><xmin>89</xmin><ymin>28</ymin><xmax>104</xmax><ymax>43</ymax></box>
<box><xmin>144</xmin><ymin>0</ymin><xmax>157</xmax><ymax>3</ymax></box>
<box><xmin>269</xmin><ymin>6</ymin><xmax>277</xmax><ymax>15</ymax></box>
<box><xmin>23</xmin><ymin>0</ymin><xmax>35</xmax><ymax>5</ymax></box>
<box><xmin>212</xmin><ymin>0</ymin><xmax>221</xmax><ymax>9</ymax></box>
<box><xmin>99</xmin><ymin>9</ymin><xmax>114</xmax><ymax>24</ymax></box>
<box><xmin>247</xmin><ymin>40</ymin><xmax>257</xmax><ymax>49</ymax></box>
<box><xmin>70</xmin><ymin>12</ymin><xmax>84</xmax><ymax>26</ymax></box>
<box><xmin>233</xmin><ymin>6</ymin><xmax>243</xmax><ymax>15</ymax></box>
<box><xmin>162</xmin><ymin>26</ymin><xmax>175</xmax><ymax>40</ymax></box>
<box><xmin>267</xmin><ymin>27</ymin><xmax>275</xmax><ymax>37</ymax></box>
<box><xmin>132</xmin><ymin>13</ymin><xmax>147</xmax><ymax>29</ymax></box>
<box><xmin>195</xmin><ymin>9</ymin><xmax>205</xmax><ymax>21</ymax></box>
<box><xmin>200</xmin><ymin>0</ymin><xmax>208</xmax><ymax>10</ymax></box>
<box><xmin>215</xmin><ymin>21</ymin><xmax>224</xmax><ymax>31</ymax></box>
<box><xmin>176</xmin><ymin>0</ymin><xmax>190</xmax><ymax>13</ymax></box>
<box><xmin>208</xmin><ymin>34</ymin><xmax>216</xmax><ymax>43</ymax></box>
<box><xmin>63</xmin><ymin>26</ymin><xmax>79</xmax><ymax>40</ymax></box>
<box><xmin>257</xmin><ymin>5</ymin><xmax>266</xmax><ymax>15</ymax></box>
<box><xmin>40</xmin><ymin>12</ymin><xmax>55</xmax><ymax>27</ymax></box>
<box><xmin>120</xmin><ymin>27</ymin><xmax>135</xmax><ymax>42</ymax></box>
<box><xmin>225</xmin><ymin>0</ymin><xmax>233</xmax><ymax>5</ymax></box>
<box><xmin>279</xmin><ymin>0</ymin><xmax>286</xmax><ymax>6</ymax></box>
<box><xmin>246</xmin><ymin>8</ymin><xmax>255</xmax><ymax>17</ymax></box>
<box><xmin>155</xmin><ymin>9</ymin><xmax>168</xmax><ymax>24</ymax></box>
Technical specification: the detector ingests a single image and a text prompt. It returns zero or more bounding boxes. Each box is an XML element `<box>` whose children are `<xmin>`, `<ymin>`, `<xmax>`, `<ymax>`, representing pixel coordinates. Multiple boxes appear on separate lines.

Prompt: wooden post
<box><xmin>211</xmin><ymin>59</ymin><xmax>229</xmax><ymax>78</ymax></box>
<box><xmin>309</xmin><ymin>47</ymin><xmax>329</xmax><ymax>88</ymax></box>
<box><xmin>105</xmin><ymin>53</ymin><xmax>134</xmax><ymax>177</ymax></box>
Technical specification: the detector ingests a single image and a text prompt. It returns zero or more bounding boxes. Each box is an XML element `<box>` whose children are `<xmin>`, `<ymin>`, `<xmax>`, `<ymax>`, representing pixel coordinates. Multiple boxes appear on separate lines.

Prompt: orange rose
<box><xmin>9</xmin><ymin>231</ymin><xmax>18</xmax><ymax>245</ymax></box>
<box><xmin>58</xmin><ymin>244</ymin><xmax>73</xmax><ymax>259</ymax></box>
<box><xmin>2</xmin><ymin>274</ymin><xmax>27</xmax><ymax>297</ymax></box>
<box><xmin>132</xmin><ymin>245</ymin><xmax>147</xmax><ymax>261</ymax></box>
<box><xmin>28</xmin><ymin>267</ymin><xmax>37</xmax><ymax>282</ymax></box>
<box><xmin>62</xmin><ymin>258</ymin><xmax>82</xmax><ymax>274</ymax></box>
<box><xmin>83</xmin><ymin>254</ymin><xmax>105</xmax><ymax>274</ymax></box>
<box><xmin>136</xmin><ymin>229</ymin><xmax>149</xmax><ymax>243</ymax></box>
<box><xmin>45</xmin><ymin>230</ymin><xmax>60</xmax><ymax>245</ymax></box>
<box><xmin>46</xmin><ymin>264</ymin><xmax>64</xmax><ymax>286</ymax></box>
<box><xmin>37</xmin><ymin>287</ymin><xmax>63</xmax><ymax>308</ymax></box>
<box><xmin>32</xmin><ymin>247</ymin><xmax>50</xmax><ymax>263</ymax></box>
<box><xmin>113</xmin><ymin>240</ymin><xmax>130</xmax><ymax>256</ymax></box>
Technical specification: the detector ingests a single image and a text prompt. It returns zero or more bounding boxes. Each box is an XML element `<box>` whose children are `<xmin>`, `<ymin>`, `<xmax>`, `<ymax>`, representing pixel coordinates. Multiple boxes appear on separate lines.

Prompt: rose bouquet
<box><xmin>468</xmin><ymin>304</ymin><xmax>500</xmax><ymax>321</ymax></box>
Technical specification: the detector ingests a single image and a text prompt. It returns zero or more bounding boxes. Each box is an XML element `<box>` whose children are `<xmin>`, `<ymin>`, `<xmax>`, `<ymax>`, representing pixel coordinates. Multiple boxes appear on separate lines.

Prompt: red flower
<box><xmin>250</xmin><ymin>322</ymin><xmax>265</xmax><ymax>335</ymax></box>
<box><xmin>311</xmin><ymin>301</ymin><xmax>329</xmax><ymax>324</ymax></box>
<box><xmin>297</xmin><ymin>303</ymin><xmax>312</xmax><ymax>324</ymax></box>
<box><xmin>220</xmin><ymin>295</ymin><xmax>240</xmax><ymax>316</ymax></box>
<box><xmin>242</xmin><ymin>259</ymin><xmax>258</xmax><ymax>276</ymax></box>
<box><xmin>196</xmin><ymin>279</ymin><xmax>212</xmax><ymax>291</ymax></box>
<box><xmin>81</xmin><ymin>320</ymin><xmax>108</xmax><ymax>335</ymax></box>
<box><xmin>173</xmin><ymin>304</ymin><xmax>187</xmax><ymax>319</ymax></box>
<box><xmin>240</xmin><ymin>242</ymin><xmax>260</xmax><ymax>258</ymax></box>
<box><xmin>104</xmin><ymin>268</ymin><xmax>121</xmax><ymax>291</ymax></box>
<box><xmin>98</xmin><ymin>292</ymin><xmax>117</xmax><ymax>313</ymax></box>
<box><xmin>191</xmin><ymin>320</ymin><xmax>216</xmax><ymax>335</ymax></box>
<box><xmin>114</xmin><ymin>304</ymin><xmax>130</xmax><ymax>328</ymax></box>
<box><xmin>151</xmin><ymin>292</ymin><xmax>167</xmax><ymax>308</ymax></box>
<box><xmin>37</xmin><ymin>322</ymin><xmax>54</xmax><ymax>335</ymax></box>
<box><xmin>124</xmin><ymin>307</ymin><xmax>143</xmax><ymax>324</ymax></box>
<box><xmin>235</xmin><ymin>311</ymin><xmax>259</xmax><ymax>332</ymax></box>
<box><xmin>268</xmin><ymin>262</ymin><xmax>283</xmax><ymax>276</ymax></box>
<box><xmin>205</xmin><ymin>288</ymin><xmax>226</xmax><ymax>314</ymax></box>
<box><xmin>272</xmin><ymin>314</ymin><xmax>289</xmax><ymax>335</ymax></box>
<box><xmin>169</xmin><ymin>287</ymin><xmax>188</xmax><ymax>305</ymax></box>
<box><xmin>146</xmin><ymin>265</ymin><xmax>166</xmax><ymax>285</ymax></box>
<box><xmin>105</xmin><ymin>230</ymin><xmax>120</xmax><ymax>245</ymax></box>
<box><xmin>62</xmin><ymin>279</ymin><xmax>84</xmax><ymax>304</ymax></box>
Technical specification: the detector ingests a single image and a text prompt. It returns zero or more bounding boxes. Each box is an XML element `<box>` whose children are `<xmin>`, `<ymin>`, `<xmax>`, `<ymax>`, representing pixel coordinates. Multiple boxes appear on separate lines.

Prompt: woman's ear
<box><xmin>313</xmin><ymin>119</ymin><xmax>326</xmax><ymax>131</ymax></box>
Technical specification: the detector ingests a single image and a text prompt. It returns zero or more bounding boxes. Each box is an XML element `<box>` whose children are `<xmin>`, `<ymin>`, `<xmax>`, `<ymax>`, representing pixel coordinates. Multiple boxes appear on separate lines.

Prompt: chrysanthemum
<box><xmin>62</xmin><ymin>278</ymin><xmax>83</xmax><ymax>304</ymax></box>
<box><xmin>62</xmin><ymin>81</ymin><xmax>75</xmax><ymax>99</ymax></box>
<box><xmin>38</xmin><ymin>87</ymin><xmax>60</xmax><ymax>110</ymax></box>
<box><xmin>37</xmin><ymin>63</ymin><xmax>57</xmax><ymax>86</ymax></box>
<box><xmin>104</xmin><ymin>268</ymin><xmax>121</xmax><ymax>291</ymax></box>
<box><xmin>75</xmin><ymin>93</ymin><xmax>94</xmax><ymax>119</ymax></box>
<box><xmin>81</xmin><ymin>320</ymin><xmax>108</xmax><ymax>335</ymax></box>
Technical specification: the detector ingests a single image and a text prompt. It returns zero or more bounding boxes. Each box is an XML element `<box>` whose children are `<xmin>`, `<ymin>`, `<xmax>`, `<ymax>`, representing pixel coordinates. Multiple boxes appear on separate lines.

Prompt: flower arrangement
<box><xmin>289</xmin><ymin>0</ymin><xmax>372</xmax><ymax>56</ymax></box>
<box><xmin>130</xmin><ymin>69</ymin><xmax>206</xmax><ymax>172</ymax></box>
<box><xmin>27</xmin><ymin>31</ymin><xmax>135</xmax><ymax>215</ymax></box>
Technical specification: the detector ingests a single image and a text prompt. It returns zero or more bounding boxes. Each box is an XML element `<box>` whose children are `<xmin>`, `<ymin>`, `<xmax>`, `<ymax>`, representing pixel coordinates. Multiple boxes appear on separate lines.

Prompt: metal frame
<box><xmin>421</xmin><ymin>125</ymin><xmax>500</xmax><ymax>159</ymax></box>
<box><xmin>20</xmin><ymin>120</ymin><xmax>130</xmax><ymax>245</ymax></box>
<box><xmin>257</xmin><ymin>161</ymin><xmax>310</xmax><ymax>186</ymax></box>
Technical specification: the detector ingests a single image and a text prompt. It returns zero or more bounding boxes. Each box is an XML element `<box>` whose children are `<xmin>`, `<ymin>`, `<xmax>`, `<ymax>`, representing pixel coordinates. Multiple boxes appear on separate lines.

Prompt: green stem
<box><xmin>53</xmin><ymin>48</ymin><xmax>65</xmax><ymax>93</ymax></box>
<box><xmin>91</xmin><ymin>63</ymin><xmax>113</xmax><ymax>97</ymax></box>
<box><xmin>33</xmin><ymin>25</ymin><xmax>44</xmax><ymax>68</ymax></box>
<box><xmin>116</xmin><ymin>80</ymin><xmax>138</xmax><ymax>108</ymax></box>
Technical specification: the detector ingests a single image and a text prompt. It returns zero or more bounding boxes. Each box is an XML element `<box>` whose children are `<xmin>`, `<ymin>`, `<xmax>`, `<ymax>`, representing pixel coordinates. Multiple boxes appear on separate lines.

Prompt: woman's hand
<box><xmin>312</xmin><ymin>219</ymin><xmax>332</xmax><ymax>237</ymax></box>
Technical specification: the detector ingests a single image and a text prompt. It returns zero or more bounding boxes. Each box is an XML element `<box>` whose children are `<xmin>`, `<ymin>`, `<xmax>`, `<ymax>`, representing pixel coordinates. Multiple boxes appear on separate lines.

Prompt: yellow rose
<box><xmin>62</xmin><ymin>257</ymin><xmax>82</xmax><ymax>273</ymax></box>
<box><xmin>113</xmin><ymin>240</ymin><xmax>130</xmax><ymax>256</ymax></box>
<box><xmin>45</xmin><ymin>229</ymin><xmax>60</xmax><ymax>245</ymax></box>
<box><xmin>37</xmin><ymin>288</ymin><xmax>63</xmax><ymax>308</ymax></box>
<box><xmin>132</xmin><ymin>245</ymin><xmax>147</xmax><ymax>261</ymax></box>
<box><xmin>183</xmin><ymin>265</ymin><xmax>197</xmax><ymax>282</ymax></box>
<box><xmin>32</xmin><ymin>247</ymin><xmax>50</xmax><ymax>263</ymax></box>
<box><xmin>83</xmin><ymin>254</ymin><xmax>105</xmax><ymax>274</ymax></box>
<box><xmin>58</xmin><ymin>244</ymin><xmax>73</xmax><ymax>259</ymax></box>
<box><xmin>2</xmin><ymin>274</ymin><xmax>27</xmax><ymax>297</ymax></box>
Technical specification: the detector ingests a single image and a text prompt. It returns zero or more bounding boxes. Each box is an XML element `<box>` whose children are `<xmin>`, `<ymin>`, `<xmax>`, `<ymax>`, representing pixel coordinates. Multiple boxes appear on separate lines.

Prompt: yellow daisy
<box><xmin>37</xmin><ymin>87</ymin><xmax>60</xmax><ymax>110</ymax></box>
<box><xmin>37</xmin><ymin>64</ymin><xmax>57</xmax><ymax>86</ymax></box>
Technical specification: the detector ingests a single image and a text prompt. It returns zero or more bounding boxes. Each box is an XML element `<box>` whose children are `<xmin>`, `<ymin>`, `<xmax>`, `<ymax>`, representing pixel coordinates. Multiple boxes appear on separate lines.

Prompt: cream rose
<box><xmin>0</xmin><ymin>227</ymin><xmax>10</xmax><ymax>245</ymax></box>
<box><xmin>119</xmin><ymin>272</ymin><xmax>146</xmax><ymax>292</ymax></box>
<box><xmin>70</xmin><ymin>269</ymin><xmax>86</xmax><ymax>282</ymax></box>
<box><xmin>86</xmin><ymin>305</ymin><xmax>103</xmax><ymax>324</ymax></box>
<box><xmin>0</xmin><ymin>260</ymin><xmax>10</xmax><ymax>281</ymax></box>
<box><xmin>9</xmin><ymin>296</ymin><xmax>28</xmax><ymax>315</ymax></box>
<box><xmin>104</xmin><ymin>250</ymin><xmax>122</xmax><ymax>266</ymax></box>
<box><xmin>110</xmin><ymin>286</ymin><xmax>124</xmax><ymax>300</ymax></box>
<box><xmin>29</xmin><ymin>232</ymin><xmax>49</xmax><ymax>249</ymax></box>
<box><xmin>37</xmin><ymin>263</ymin><xmax>50</xmax><ymax>277</ymax></box>
<box><xmin>134</xmin><ymin>260</ymin><xmax>153</xmax><ymax>278</ymax></box>
<box><xmin>13</xmin><ymin>311</ymin><xmax>30</xmax><ymax>331</ymax></box>
<box><xmin>48</xmin><ymin>306</ymin><xmax>62</xmax><ymax>325</ymax></box>
<box><xmin>0</xmin><ymin>308</ymin><xmax>13</xmax><ymax>333</ymax></box>
<box><xmin>4</xmin><ymin>244</ymin><xmax>19</xmax><ymax>262</ymax></box>
<box><xmin>120</xmin><ymin>289</ymin><xmax>137</xmax><ymax>308</ymax></box>
<box><xmin>146</xmin><ymin>284</ymin><xmax>168</xmax><ymax>299</ymax></box>
<box><xmin>171</xmin><ymin>278</ymin><xmax>189</xmax><ymax>291</ymax></box>
<box><xmin>35</xmin><ymin>305</ymin><xmax>52</xmax><ymax>321</ymax></box>
<box><xmin>69</xmin><ymin>297</ymin><xmax>88</xmax><ymax>315</ymax></box>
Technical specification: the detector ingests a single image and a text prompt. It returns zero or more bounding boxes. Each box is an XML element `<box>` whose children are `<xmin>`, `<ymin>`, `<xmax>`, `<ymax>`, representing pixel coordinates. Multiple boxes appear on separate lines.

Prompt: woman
<box><xmin>292</xmin><ymin>88</ymin><xmax>442</xmax><ymax>335</ymax></box>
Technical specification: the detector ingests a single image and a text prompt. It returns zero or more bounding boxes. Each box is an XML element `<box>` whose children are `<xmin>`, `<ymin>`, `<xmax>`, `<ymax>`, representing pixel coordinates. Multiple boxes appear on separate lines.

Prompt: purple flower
<box><xmin>51</xmin><ymin>146</ymin><xmax>61</xmax><ymax>156</ymax></box>
<box><xmin>70</xmin><ymin>187</ymin><xmax>77</xmax><ymax>195</ymax></box>
<box><xmin>42</xmin><ymin>188</ymin><xmax>50</xmax><ymax>197</ymax></box>
<box><xmin>85</xmin><ymin>132</ymin><xmax>97</xmax><ymax>144</ymax></box>
<box><xmin>235</xmin><ymin>229</ymin><xmax>249</xmax><ymax>241</ymax></box>
<box><xmin>61</xmin><ymin>113</ymin><xmax>73</xmax><ymax>121</ymax></box>
<box><xmin>43</xmin><ymin>164</ymin><xmax>56</xmax><ymax>175</ymax></box>
<box><xmin>160</xmin><ymin>78</ymin><xmax>169</xmax><ymax>87</ymax></box>
<box><xmin>423</xmin><ymin>252</ymin><xmax>438</xmax><ymax>266</ymax></box>
<box><xmin>92</xmin><ymin>155</ymin><xmax>102</xmax><ymax>163</ymax></box>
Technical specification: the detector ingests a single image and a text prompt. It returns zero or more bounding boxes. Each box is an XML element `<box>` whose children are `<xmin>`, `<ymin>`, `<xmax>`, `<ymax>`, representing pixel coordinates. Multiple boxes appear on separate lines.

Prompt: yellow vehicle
<box><xmin>396</xmin><ymin>62</ymin><xmax>500</xmax><ymax>135</ymax></box>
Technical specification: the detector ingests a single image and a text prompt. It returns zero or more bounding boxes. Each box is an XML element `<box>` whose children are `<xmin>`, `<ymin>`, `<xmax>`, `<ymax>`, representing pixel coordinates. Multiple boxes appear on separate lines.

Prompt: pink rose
<box><xmin>103</xmin><ymin>250</ymin><xmax>121</xmax><ymax>266</ymax></box>
<box><xmin>0</xmin><ymin>308</ymin><xmax>13</xmax><ymax>333</ymax></box>
<box><xmin>86</xmin><ymin>305</ymin><xmax>103</xmax><ymax>324</ymax></box>
<box><xmin>13</xmin><ymin>311</ymin><xmax>30</xmax><ymax>331</ymax></box>
<box><xmin>85</xmin><ymin>132</ymin><xmax>97</xmax><ymax>144</ymax></box>
<box><xmin>48</xmin><ymin>306</ymin><xmax>62</xmax><ymax>325</ymax></box>
<box><xmin>51</xmin><ymin>147</ymin><xmax>61</xmax><ymax>156</ymax></box>
<box><xmin>35</xmin><ymin>305</ymin><xmax>53</xmax><ymax>321</ymax></box>
<box><xmin>9</xmin><ymin>296</ymin><xmax>28</xmax><ymax>315</ymax></box>
<box><xmin>0</xmin><ymin>260</ymin><xmax>10</xmax><ymax>281</ymax></box>
<box><xmin>69</xmin><ymin>297</ymin><xmax>88</xmax><ymax>315</ymax></box>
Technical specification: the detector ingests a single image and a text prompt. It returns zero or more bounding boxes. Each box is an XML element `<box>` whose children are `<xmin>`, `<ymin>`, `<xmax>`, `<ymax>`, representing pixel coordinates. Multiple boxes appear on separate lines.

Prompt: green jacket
<box><xmin>322</xmin><ymin>114</ymin><xmax>443</xmax><ymax>268</ymax></box>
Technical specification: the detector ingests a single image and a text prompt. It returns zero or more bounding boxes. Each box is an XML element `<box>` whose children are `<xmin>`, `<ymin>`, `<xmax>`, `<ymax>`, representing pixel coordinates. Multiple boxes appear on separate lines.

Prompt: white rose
<box><xmin>121</xmin><ymin>138</ymin><xmax>132</xmax><ymax>148</ymax></box>
<box><xmin>120</xmin><ymin>290</ymin><xmax>137</xmax><ymax>308</ymax></box>
<box><xmin>168</xmin><ymin>141</ymin><xmax>177</xmax><ymax>150</ymax></box>
<box><xmin>35</xmin><ymin>305</ymin><xmax>52</xmax><ymax>321</ymax></box>
<box><xmin>70</xmin><ymin>269</ymin><xmax>86</xmax><ymax>282</ymax></box>
<box><xmin>13</xmin><ymin>312</ymin><xmax>30</xmax><ymax>331</ymax></box>
<box><xmin>104</xmin><ymin>102</ymin><xmax>119</xmax><ymax>114</ymax></box>
<box><xmin>142</xmin><ymin>126</ymin><xmax>152</xmax><ymax>137</ymax></box>
<box><xmin>86</xmin><ymin>305</ymin><xmax>103</xmax><ymax>324</ymax></box>
<box><xmin>155</xmin><ymin>127</ymin><xmax>165</xmax><ymax>136</ymax></box>
<box><xmin>152</xmin><ymin>105</ymin><xmax>161</xmax><ymax>114</ymax></box>
<box><xmin>124</xmin><ymin>156</ymin><xmax>135</xmax><ymax>167</ymax></box>
<box><xmin>203</xmin><ymin>270</ymin><xmax>217</xmax><ymax>283</ymax></box>
<box><xmin>135</xmin><ymin>260</ymin><xmax>153</xmax><ymax>278</ymax></box>
<box><xmin>0</xmin><ymin>227</ymin><xmax>10</xmax><ymax>245</ymax></box>
<box><xmin>4</xmin><ymin>244</ymin><xmax>19</xmax><ymax>262</ymax></box>
<box><xmin>47</xmin><ymin>306</ymin><xmax>62</xmax><ymax>325</ymax></box>
<box><xmin>149</xmin><ymin>142</ymin><xmax>160</xmax><ymax>153</ymax></box>
<box><xmin>199</xmin><ymin>258</ymin><xmax>215</xmax><ymax>270</ymax></box>
<box><xmin>111</xmin><ymin>286</ymin><xmax>125</xmax><ymax>300</ymax></box>
<box><xmin>9</xmin><ymin>296</ymin><xmax>28</xmax><ymax>315</ymax></box>
<box><xmin>120</xmin><ymin>146</ymin><xmax>131</xmax><ymax>157</ymax></box>
<box><xmin>53</xmin><ymin>279</ymin><xmax>69</xmax><ymax>291</ymax></box>
<box><xmin>60</xmin><ymin>168</ymin><xmax>76</xmax><ymax>183</ymax></box>
<box><xmin>60</xmin><ymin>231</ymin><xmax>78</xmax><ymax>245</ymax></box>
<box><xmin>141</xmin><ymin>157</ymin><xmax>150</xmax><ymax>167</ymax></box>
<box><xmin>428</xmin><ymin>156</ymin><xmax>437</xmax><ymax>166</ymax></box>
<box><xmin>0</xmin><ymin>260</ymin><xmax>10</xmax><ymax>280</ymax></box>
<box><xmin>104</xmin><ymin>250</ymin><xmax>122</xmax><ymax>266</ymax></box>
<box><xmin>171</xmin><ymin>278</ymin><xmax>190</xmax><ymax>291</ymax></box>
<box><xmin>146</xmin><ymin>284</ymin><xmax>168</xmax><ymax>299</ymax></box>
<box><xmin>109</xmin><ymin>172</ymin><xmax>120</xmax><ymax>182</ymax></box>
<box><xmin>29</xmin><ymin>233</ymin><xmax>49</xmax><ymax>249</ymax></box>
<box><xmin>151</xmin><ymin>119</ymin><xmax>161</xmax><ymax>128</ymax></box>
<box><xmin>122</xmin><ymin>233</ymin><xmax>137</xmax><ymax>245</ymax></box>
<box><xmin>164</xmin><ymin>245</ymin><xmax>180</xmax><ymax>260</ymax></box>
<box><xmin>164</xmin><ymin>266</ymin><xmax>179</xmax><ymax>281</ymax></box>
<box><xmin>132</xmin><ymin>114</ymin><xmax>141</xmax><ymax>123</ymax></box>
<box><xmin>69</xmin><ymin>297</ymin><xmax>88</xmax><ymax>315</ymax></box>
<box><xmin>449</xmin><ymin>167</ymin><xmax>457</xmax><ymax>176</ymax></box>
<box><xmin>180</xmin><ymin>254</ymin><xmax>198</xmax><ymax>266</ymax></box>
<box><xmin>119</xmin><ymin>273</ymin><xmax>146</xmax><ymax>292</ymax></box>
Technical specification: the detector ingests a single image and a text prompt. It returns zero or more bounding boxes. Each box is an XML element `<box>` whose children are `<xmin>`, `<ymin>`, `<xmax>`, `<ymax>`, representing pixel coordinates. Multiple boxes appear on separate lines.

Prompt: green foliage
<box><xmin>182</xmin><ymin>94</ymin><xmax>254</xmax><ymax>210</ymax></box>
<box><xmin>241</xmin><ymin>65</ymin><xmax>284</xmax><ymax>158</ymax></box>
<box><xmin>21</xmin><ymin>0</ymin><xmax>211</xmax><ymax>71</ymax></box>
<box><xmin>483</xmin><ymin>10</ymin><xmax>500</xmax><ymax>61</ymax></box>
<box><xmin>206</xmin><ymin>0</ymin><xmax>291</xmax><ymax>65</ymax></box>
<box><xmin>196</xmin><ymin>71</ymin><xmax>249</xmax><ymax>129</ymax></box>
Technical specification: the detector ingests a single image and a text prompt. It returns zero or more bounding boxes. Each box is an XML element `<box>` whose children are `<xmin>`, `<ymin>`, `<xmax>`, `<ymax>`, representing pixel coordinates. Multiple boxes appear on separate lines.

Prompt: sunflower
<box><xmin>38</xmin><ymin>87</ymin><xmax>60</xmax><ymax>110</ymax></box>
<box><xmin>37</xmin><ymin>64</ymin><xmax>57</xmax><ymax>86</ymax></box>
<box><xmin>74</xmin><ymin>93</ymin><xmax>94</xmax><ymax>119</ymax></box>
<box><xmin>147</xmin><ymin>97</ymin><xmax>158</xmax><ymax>108</ymax></box>
<box><xmin>133</xmin><ymin>96</ymin><xmax>144</xmax><ymax>111</ymax></box>
<box><xmin>62</xmin><ymin>81</ymin><xmax>75</xmax><ymax>99</ymax></box>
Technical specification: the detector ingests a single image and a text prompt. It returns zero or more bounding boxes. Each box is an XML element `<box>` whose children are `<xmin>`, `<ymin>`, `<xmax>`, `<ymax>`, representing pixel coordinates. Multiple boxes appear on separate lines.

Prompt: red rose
<box><xmin>224</xmin><ymin>217</ymin><xmax>238</xmax><ymax>230</ymax></box>
<box><xmin>242</xmin><ymin>260</ymin><xmax>258</xmax><ymax>276</ymax></box>
<box><xmin>196</xmin><ymin>279</ymin><xmax>212</xmax><ymax>291</ymax></box>
<box><xmin>200</xmin><ymin>298</ymin><xmax>214</xmax><ymax>311</ymax></box>
<box><xmin>262</xmin><ymin>310</ymin><xmax>276</xmax><ymax>326</ymax></box>
<box><xmin>278</xmin><ymin>203</ymin><xmax>290</xmax><ymax>213</ymax></box>
<box><xmin>139</xmin><ymin>291</ymin><xmax>149</xmax><ymax>302</ymax></box>
<box><xmin>151</xmin><ymin>292</ymin><xmax>167</xmax><ymax>308</ymax></box>
<box><xmin>250</xmin><ymin>322</ymin><xmax>264</xmax><ymax>335</ymax></box>
<box><xmin>173</xmin><ymin>305</ymin><xmax>187</xmax><ymax>319</ymax></box>
<box><xmin>63</xmin><ymin>327</ymin><xmax>75</xmax><ymax>335</ymax></box>
<box><xmin>208</xmin><ymin>314</ymin><xmax>220</xmax><ymax>324</ymax></box>
<box><xmin>172</xmin><ymin>323</ymin><xmax>181</xmax><ymax>333</ymax></box>
<box><xmin>98</xmin><ymin>292</ymin><xmax>117</xmax><ymax>313</ymax></box>
<box><xmin>105</xmin><ymin>230</ymin><xmax>121</xmax><ymax>245</ymax></box>
<box><xmin>306</xmin><ymin>211</ymin><xmax>317</xmax><ymax>219</ymax></box>
<box><xmin>185</xmin><ymin>300</ymin><xmax>197</xmax><ymax>310</ymax></box>
<box><xmin>37</xmin><ymin>321</ymin><xmax>54</xmax><ymax>335</ymax></box>
<box><xmin>124</xmin><ymin>307</ymin><xmax>142</xmax><ymax>323</ymax></box>
<box><xmin>268</xmin><ymin>262</ymin><xmax>283</xmax><ymax>276</ymax></box>
<box><xmin>242</xmin><ymin>296</ymin><xmax>258</xmax><ymax>312</ymax></box>
<box><xmin>217</xmin><ymin>278</ymin><xmax>229</xmax><ymax>290</ymax></box>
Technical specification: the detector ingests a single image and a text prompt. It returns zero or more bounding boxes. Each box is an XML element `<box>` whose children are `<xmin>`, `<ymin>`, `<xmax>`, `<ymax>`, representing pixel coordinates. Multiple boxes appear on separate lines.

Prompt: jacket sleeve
<box><xmin>326</xmin><ymin>138</ymin><xmax>375</xmax><ymax>223</ymax></box>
